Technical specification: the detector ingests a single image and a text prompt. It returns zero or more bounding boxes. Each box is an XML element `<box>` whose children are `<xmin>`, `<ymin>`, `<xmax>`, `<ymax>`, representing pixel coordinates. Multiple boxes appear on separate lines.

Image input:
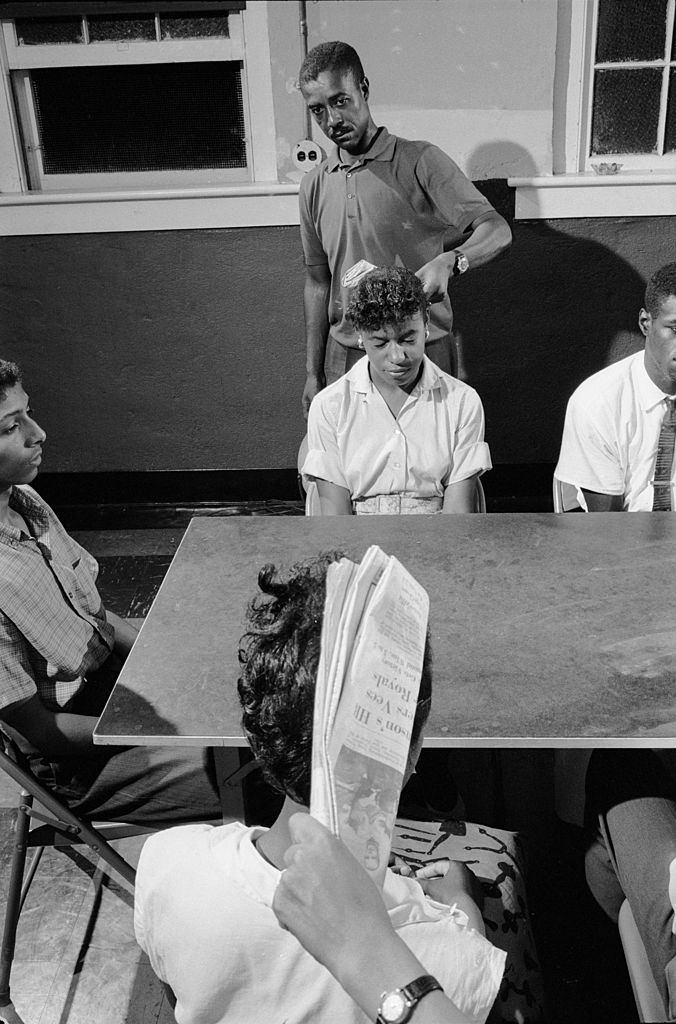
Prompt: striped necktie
<box><xmin>652</xmin><ymin>398</ymin><xmax>676</xmax><ymax>511</ymax></box>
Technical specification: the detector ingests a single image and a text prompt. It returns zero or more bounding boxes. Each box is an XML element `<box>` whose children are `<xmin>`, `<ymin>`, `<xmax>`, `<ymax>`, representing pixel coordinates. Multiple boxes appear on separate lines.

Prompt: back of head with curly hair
<box><xmin>238</xmin><ymin>551</ymin><xmax>432</xmax><ymax>806</ymax></box>
<box><xmin>346</xmin><ymin>266</ymin><xmax>428</xmax><ymax>334</ymax></box>
<box><xmin>0</xmin><ymin>360</ymin><xmax>22</xmax><ymax>403</ymax></box>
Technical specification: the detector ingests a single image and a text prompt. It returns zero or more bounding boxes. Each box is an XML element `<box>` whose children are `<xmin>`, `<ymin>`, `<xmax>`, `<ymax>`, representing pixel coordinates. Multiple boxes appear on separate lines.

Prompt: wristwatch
<box><xmin>452</xmin><ymin>249</ymin><xmax>470</xmax><ymax>276</ymax></box>
<box><xmin>376</xmin><ymin>975</ymin><xmax>443</xmax><ymax>1023</ymax></box>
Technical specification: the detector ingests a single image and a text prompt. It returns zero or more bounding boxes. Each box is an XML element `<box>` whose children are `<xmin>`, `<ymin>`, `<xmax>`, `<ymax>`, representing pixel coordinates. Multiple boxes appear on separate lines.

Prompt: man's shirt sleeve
<box><xmin>0</xmin><ymin>611</ymin><xmax>38</xmax><ymax>712</ymax></box>
<box><xmin>555</xmin><ymin>386</ymin><xmax>625</xmax><ymax>497</ymax></box>
<box><xmin>415</xmin><ymin>144</ymin><xmax>495</xmax><ymax>234</ymax></box>
<box><xmin>299</xmin><ymin>173</ymin><xmax>330</xmax><ymax>268</ymax></box>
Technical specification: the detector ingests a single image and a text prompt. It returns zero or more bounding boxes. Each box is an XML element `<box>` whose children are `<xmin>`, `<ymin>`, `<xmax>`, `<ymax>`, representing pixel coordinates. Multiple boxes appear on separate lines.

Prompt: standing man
<box><xmin>298</xmin><ymin>41</ymin><xmax>512</xmax><ymax>416</ymax></box>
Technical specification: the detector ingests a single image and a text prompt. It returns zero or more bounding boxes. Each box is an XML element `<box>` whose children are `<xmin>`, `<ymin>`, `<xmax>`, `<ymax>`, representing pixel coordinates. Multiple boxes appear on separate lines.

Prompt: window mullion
<box><xmin>655</xmin><ymin>0</ymin><xmax>675</xmax><ymax>156</ymax></box>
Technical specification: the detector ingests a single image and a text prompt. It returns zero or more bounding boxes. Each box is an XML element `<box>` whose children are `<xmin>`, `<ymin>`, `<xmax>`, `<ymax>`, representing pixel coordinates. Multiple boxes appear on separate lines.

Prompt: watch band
<box><xmin>376</xmin><ymin>974</ymin><xmax>443</xmax><ymax>1023</ymax></box>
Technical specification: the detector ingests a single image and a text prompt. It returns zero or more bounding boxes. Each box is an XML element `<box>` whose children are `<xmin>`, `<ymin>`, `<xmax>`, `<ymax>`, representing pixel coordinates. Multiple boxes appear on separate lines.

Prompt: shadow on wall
<box><xmin>451</xmin><ymin>141</ymin><xmax>646</xmax><ymax>465</ymax></box>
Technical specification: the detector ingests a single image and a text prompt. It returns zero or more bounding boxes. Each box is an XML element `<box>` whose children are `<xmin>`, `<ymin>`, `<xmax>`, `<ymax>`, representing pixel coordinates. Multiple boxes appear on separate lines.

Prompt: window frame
<box><xmin>509</xmin><ymin>0</ymin><xmax>676</xmax><ymax>220</ymax></box>
<box><xmin>569</xmin><ymin>0</ymin><xmax>676</xmax><ymax>174</ymax></box>
<box><xmin>0</xmin><ymin>1</ymin><xmax>295</xmax><ymax>233</ymax></box>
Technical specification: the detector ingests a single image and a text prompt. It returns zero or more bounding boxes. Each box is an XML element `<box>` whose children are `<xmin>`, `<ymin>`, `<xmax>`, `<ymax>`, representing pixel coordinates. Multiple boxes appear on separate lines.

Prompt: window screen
<box><xmin>595</xmin><ymin>0</ymin><xmax>667</xmax><ymax>63</ymax></box>
<box><xmin>589</xmin><ymin>0</ymin><xmax>676</xmax><ymax>159</ymax></box>
<box><xmin>29</xmin><ymin>61</ymin><xmax>246</xmax><ymax>173</ymax></box>
<box><xmin>591</xmin><ymin>68</ymin><xmax>662</xmax><ymax>154</ymax></box>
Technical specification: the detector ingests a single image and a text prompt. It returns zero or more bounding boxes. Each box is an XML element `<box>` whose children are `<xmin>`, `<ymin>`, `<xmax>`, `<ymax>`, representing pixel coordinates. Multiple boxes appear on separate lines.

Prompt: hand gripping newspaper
<box><xmin>310</xmin><ymin>545</ymin><xmax>429</xmax><ymax>888</ymax></box>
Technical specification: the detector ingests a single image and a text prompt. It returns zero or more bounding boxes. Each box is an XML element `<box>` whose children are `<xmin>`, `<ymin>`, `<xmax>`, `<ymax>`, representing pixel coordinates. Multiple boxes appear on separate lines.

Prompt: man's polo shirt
<box><xmin>299</xmin><ymin>128</ymin><xmax>495</xmax><ymax>349</ymax></box>
<box><xmin>0</xmin><ymin>485</ymin><xmax>114</xmax><ymax>712</ymax></box>
<box><xmin>303</xmin><ymin>355</ymin><xmax>491</xmax><ymax>500</ymax></box>
<box><xmin>555</xmin><ymin>351</ymin><xmax>676</xmax><ymax>511</ymax></box>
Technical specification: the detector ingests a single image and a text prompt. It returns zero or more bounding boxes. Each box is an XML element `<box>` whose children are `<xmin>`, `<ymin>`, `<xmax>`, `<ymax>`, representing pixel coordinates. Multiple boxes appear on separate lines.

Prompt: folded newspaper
<box><xmin>310</xmin><ymin>546</ymin><xmax>430</xmax><ymax>887</ymax></box>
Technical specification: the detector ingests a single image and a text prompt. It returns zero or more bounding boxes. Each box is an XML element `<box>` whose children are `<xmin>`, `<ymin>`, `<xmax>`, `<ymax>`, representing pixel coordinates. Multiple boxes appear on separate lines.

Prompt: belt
<box><xmin>352</xmin><ymin>493</ymin><xmax>443</xmax><ymax>515</ymax></box>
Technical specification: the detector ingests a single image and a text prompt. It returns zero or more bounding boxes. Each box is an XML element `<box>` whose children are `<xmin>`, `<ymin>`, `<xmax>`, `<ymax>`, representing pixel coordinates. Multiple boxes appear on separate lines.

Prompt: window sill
<box><xmin>507</xmin><ymin>172</ymin><xmax>676</xmax><ymax>220</ymax></box>
<box><xmin>0</xmin><ymin>182</ymin><xmax>302</xmax><ymax>235</ymax></box>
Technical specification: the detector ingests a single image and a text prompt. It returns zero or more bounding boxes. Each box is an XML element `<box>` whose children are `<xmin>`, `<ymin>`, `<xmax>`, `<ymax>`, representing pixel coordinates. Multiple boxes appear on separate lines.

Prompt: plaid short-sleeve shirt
<box><xmin>0</xmin><ymin>486</ymin><xmax>114</xmax><ymax>712</ymax></box>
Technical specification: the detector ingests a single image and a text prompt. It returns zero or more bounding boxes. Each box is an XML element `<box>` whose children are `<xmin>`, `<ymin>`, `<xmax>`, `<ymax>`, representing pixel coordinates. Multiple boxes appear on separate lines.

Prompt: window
<box><xmin>581</xmin><ymin>0</ymin><xmax>676</xmax><ymax>172</ymax></box>
<box><xmin>510</xmin><ymin>0</ymin><xmax>676</xmax><ymax>218</ymax></box>
<box><xmin>0</xmin><ymin>1</ymin><xmax>278</xmax><ymax>191</ymax></box>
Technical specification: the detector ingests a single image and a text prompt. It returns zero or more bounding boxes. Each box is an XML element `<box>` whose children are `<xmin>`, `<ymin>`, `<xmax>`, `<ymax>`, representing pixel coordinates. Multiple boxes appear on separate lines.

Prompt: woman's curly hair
<box><xmin>346</xmin><ymin>266</ymin><xmax>428</xmax><ymax>334</ymax></box>
<box><xmin>238</xmin><ymin>551</ymin><xmax>432</xmax><ymax>806</ymax></box>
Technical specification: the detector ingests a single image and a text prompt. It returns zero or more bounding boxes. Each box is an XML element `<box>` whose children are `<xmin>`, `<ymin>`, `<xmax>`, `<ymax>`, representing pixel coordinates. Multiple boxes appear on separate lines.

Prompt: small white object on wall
<box><xmin>293</xmin><ymin>139</ymin><xmax>325</xmax><ymax>172</ymax></box>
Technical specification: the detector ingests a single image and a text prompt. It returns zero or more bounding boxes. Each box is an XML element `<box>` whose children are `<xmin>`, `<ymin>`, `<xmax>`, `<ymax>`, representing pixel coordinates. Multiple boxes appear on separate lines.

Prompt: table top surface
<box><xmin>94</xmin><ymin>513</ymin><xmax>676</xmax><ymax>747</ymax></box>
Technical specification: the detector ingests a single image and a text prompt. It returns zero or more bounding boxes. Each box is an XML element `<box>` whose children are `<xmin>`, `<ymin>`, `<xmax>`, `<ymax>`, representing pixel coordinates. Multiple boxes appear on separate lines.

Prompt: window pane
<box><xmin>591</xmin><ymin>68</ymin><xmax>662</xmax><ymax>153</ymax></box>
<box><xmin>666</xmin><ymin>69</ymin><xmax>676</xmax><ymax>152</ymax></box>
<box><xmin>160</xmin><ymin>13</ymin><xmax>230</xmax><ymax>40</ymax></box>
<box><xmin>595</xmin><ymin>0</ymin><xmax>667</xmax><ymax>62</ymax></box>
<box><xmin>88</xmin><ymin>14</ymin><xmax>156</xmax><ymax>43</ymax></box>
<box><xmin>30</xmin><ymin>63</ymin><xmax>246</xmax><ymax>173</ymax></box>
<box><xmin>15</xmin><ymin>16</ymin><xmax>83</xmax><ymax>45</ymax></box>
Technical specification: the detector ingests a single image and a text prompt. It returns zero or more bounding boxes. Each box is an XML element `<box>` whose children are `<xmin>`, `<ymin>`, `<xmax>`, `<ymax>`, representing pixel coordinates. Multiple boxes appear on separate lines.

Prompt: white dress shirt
<box><xmin>556</xmin><ymin>351</ymin><xmax>676</xmax><ymax>511</ymax></box>
<box><xmin>303</xmin><ymin>355</ymin><xmax>491</xmax><ymax>500</ymax></box>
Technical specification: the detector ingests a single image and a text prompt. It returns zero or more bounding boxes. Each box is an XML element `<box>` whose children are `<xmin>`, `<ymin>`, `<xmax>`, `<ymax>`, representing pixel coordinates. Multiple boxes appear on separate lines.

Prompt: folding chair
<box><xmin>618</xmin><ymin>899</ymin><xmax>670</xmax><ymax>1023</ymax></box>
<box><xmin>0</xmin><ymin>729</ymin><xmax>156</xmax><ymax>1024</ymax></box>
<box><xmin>475</xmin><ymin>477</ymin><xmax>487</xmax><ymax>513</ymax></box>
<box><xmin>553</xmin><ymin>475</ymin><xmax>583</xmax><ymax>513</ymax></box>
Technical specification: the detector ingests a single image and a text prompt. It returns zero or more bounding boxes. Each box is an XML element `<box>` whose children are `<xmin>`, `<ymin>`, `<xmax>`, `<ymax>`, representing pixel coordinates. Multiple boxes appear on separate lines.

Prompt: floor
<box><xmin>0</xmin><ymin>504</ymin><xmax>639</xmax><ymax>1024</ymax></box>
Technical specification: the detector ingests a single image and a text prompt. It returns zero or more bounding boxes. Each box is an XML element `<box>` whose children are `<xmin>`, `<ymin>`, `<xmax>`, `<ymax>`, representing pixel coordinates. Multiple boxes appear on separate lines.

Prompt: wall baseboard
<box><xmin>33</xmin><ymin>464</ymin><xmax>556</xmax><ymax>529</ymax></box>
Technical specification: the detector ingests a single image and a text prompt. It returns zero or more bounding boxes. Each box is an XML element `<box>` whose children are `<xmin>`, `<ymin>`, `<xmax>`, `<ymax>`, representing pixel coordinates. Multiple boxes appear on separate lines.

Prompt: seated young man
<box><xmin>0</xmin><ymin>360</ymin><xmax>220</xmax><ymax>823</ymax></box>
<box><xmin>302</xmin><ymin>267</ymin><xmax>491</xmax><ymax>515</ymax></box>
<box><xmin>134</xmin><ymin>553</ymin><xmax>506</xmax><ymax>1024</ymax></box>
<box><xmin>556</xmin><ymin>261</ymin><xmax>676</xmax><ymax>511</ymax></box>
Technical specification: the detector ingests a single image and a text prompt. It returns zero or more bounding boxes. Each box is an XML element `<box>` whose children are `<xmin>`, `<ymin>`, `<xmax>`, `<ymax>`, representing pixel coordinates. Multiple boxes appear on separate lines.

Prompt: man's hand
<box><xmin>416</xmin><ymin>253</ymin><xmax>452</xmax><ymax>303</ymax></box>
<box><xmin>302</xmin><ymin>372</ymin><xmax>325</xmax><ymax>419</ymax></box>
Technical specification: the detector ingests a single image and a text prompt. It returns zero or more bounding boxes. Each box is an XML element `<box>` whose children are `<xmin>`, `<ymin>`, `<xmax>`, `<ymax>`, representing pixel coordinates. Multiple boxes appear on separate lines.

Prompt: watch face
<box><xmin>380</xmin><ymin>989</ymin><xmax>409</xmax><ymax>1023</ymax></box>
<box><xmin>456</xmin><ymin>252</ymin><xmax>469</xmax><ymax>274</ymax></box>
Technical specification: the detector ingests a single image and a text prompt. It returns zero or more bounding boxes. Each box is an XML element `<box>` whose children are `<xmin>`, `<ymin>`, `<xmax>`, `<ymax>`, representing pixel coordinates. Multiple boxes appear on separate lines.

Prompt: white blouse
<box><xmin>303</xmin><ymin>355</ymin><xmax>491</xmax><ymax>500</ymax></box>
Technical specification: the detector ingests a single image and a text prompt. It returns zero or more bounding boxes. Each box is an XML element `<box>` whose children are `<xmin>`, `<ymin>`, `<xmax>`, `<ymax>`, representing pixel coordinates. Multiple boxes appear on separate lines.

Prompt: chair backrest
<box><xmin>297</xmin><ymin>434</ymin><xmax>309</xmax><ymax>488</ymax></box>
<box><xmin>553</xmin><ymin>476</ymin><xmax>583</xmax><ymax>513</ymax></box>
<box><xmin>475</xmin><ymin>477</ymin><xmax>487</xmax><ymax>513</ymax></box>
<box><xmin>618</xmin><ymin>899</ymin><xmax>669</xmax><ymax>1022</ymax></box>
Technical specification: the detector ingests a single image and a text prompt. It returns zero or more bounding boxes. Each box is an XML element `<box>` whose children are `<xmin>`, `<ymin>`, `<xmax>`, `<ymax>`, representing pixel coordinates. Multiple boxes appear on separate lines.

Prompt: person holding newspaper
<box><xmin>301</xmin><ymin>266</ymin><xmax>491</xmax><ymax>515</ymax></box>
<box><xmin>275</xmin><ymin>811</ymin><xmax>493</xmax><ymax>1024</ymax></box>
<box><xmin>134</xmin><ymin>552</ymin><xmax>504</xmax><ymax>1024</ymax></box>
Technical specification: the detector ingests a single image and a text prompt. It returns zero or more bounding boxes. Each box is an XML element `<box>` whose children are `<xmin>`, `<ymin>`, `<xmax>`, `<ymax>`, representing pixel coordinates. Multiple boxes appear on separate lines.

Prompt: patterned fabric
<box><xmin>353</xmin><ymin>493</ymin><xmax>443</xmax><ymax>515</ymax></box>
<box><xmin>392</xmin><ymin>818</ymin><xmax>545</xmax><ymax>1024</ymax></box>
<box><xmin>0</xmin><ymin>485</ymin><xmax>114</xmax><ymax>711</ymax></box>
<box><xmin>652</xmin><ymin>399</ymin><xmax>676</xmax><ymax>510</ymax></box>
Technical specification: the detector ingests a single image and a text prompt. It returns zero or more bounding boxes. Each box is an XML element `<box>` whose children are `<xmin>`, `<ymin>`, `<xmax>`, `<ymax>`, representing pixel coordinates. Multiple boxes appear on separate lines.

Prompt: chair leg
<box><xmin>0</xmin><ymin>792</ymin><xmax>33</xmax><ymax>1023</ymax></box>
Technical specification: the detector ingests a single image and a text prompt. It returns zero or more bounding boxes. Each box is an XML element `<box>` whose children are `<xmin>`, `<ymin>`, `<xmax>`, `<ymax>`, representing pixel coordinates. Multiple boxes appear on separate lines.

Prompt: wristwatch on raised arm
<box><xmin>451</xmin><ymin>249</ymin><xmax>470</xmax><ymax>276</ymax></box>
<box><xmin>376</xmin><ymin>975</ymin><xmax>443</xmax><ymax>1023</ymax></box>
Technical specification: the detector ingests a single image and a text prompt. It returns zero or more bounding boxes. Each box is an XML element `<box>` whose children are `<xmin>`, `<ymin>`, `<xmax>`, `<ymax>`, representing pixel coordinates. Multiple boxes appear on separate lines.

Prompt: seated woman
<box><xmin>302</xmin><ymin>266</ymin><xmax>491</xmax><ymax>515</ymax></box>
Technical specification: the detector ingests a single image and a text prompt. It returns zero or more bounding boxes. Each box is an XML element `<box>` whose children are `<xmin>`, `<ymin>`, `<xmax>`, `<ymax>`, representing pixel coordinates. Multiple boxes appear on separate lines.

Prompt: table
<box><xmin>94</xmin><ymin>513</ymin><xmax>676</xmax><ymax>747</ymax></box>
